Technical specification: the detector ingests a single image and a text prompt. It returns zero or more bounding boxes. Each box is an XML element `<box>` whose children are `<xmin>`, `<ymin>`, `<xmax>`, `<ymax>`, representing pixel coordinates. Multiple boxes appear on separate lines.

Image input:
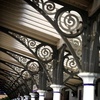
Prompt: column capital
<box><xmin>37</xmin><ymin>90</ymin><xmax>46</xmax><ymax>96</ymax></box>
<box><xmin>24</xmin><ymin>95</ymin><xmax>29</xmax><ymax>100</ymax></box>
<box><xmin>78</xmin><ymin>72</ymin><xmax>99</xmax><ymax>84</ymax></box>
<box><xmin>50</xmin><ymin>84</ymin><xmax>65</xmax><ymax>93</ymax></box>
<box><xmin>17</xmin><ymin>97</ymin><xmax>20</xmax><ymax>100</ymax></box>
<box><xmin>78</xmin><ymin>73</ymin><xmax>100</xmax><ymax>100</ymax></box>
<box><xmin>20</xmin><ymin>96</ymin><xmax>24</xmax><ymax>100</ymax></box>
<box><xmin>30</xmin><ymin>93</ymin><xmax>36</xmax><ymax>98</ymax></box>
<box><xmin>37</xmin><ymin>90</ymin><xmax>46</xmax><ymax>100</ymax></box>
<box><xmin>78</xmin><ymin>72</ymin><xmax>98</xmax><ymax>76</ymax></box>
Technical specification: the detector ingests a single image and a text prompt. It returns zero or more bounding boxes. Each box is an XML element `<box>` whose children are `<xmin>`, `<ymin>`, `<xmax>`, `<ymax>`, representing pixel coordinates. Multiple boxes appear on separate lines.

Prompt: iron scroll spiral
<box><xmin>63</xmin><ymin>50</ymin><xmax>79</xmax><ymax>73</ymax></box>
<box><xmin>36</xmin><ymin>44</ymin><xmax>53</xmax><ymax>62</ymax></box>
<box><xmin>43</xmin><ymin>1</ymin><xmax>56</xmax><ymax>14</ymax></box>
<box><xmin>27</xmin><ymin>61</ymin><xmax>39</xmax><ymax>72</ymax></box>
<box><xmin>55</xmin><ymin>7</ymin><xmax>84</xmax><ymax>38</ymax></box>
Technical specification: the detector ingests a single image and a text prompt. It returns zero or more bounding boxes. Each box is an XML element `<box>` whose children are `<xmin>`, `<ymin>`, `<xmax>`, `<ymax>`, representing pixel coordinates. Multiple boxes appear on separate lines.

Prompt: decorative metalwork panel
<box><xmin>27</xmin><ymin>61</ymin><xmax>39</xmax><ymax>72</ymax></box>
<box><xmin>27</xmin><ymin>79</ymin><xmax>32</xmax><ymax>90</ymax></box>
<box><xmin>68</xmin><ymin>36</ymin><xmax>82</xmax><ymax>62</ymax></box>
<box><xmin>8</xmin><ymin>30</ymin><xmax>54</xmax><ymax>63</ymax></box>
<box><xmin>7</xmin><ymin>51</ymin><xmax>30</xmax><ymax>66</ymax></box>
<box><xmin>1</xmin><ymin>27</ymin><xmax>55</xmax><ymax>83</ymax></box>
<box><xmin>15</xmin><ymin>67</ymin><xmax>24</xmax><ymax>74</ymax></box>
<box><xmin>22</xmin><ymin>71</ymin><xmax>31</xmax><ymax>79</ymax></box>
<box><xmin>0</xmin><ymin>60</ymin><xmax>31</xmax><ymax>91</ymax></box>
<box><xmin>18</xmin><ymin>78</ymin><xmax>24</xmax><ymax>84</ymax></box>
<box><xmin>8</xmin><ymin>31</ymin><xmax>40</xmax><ymax>51</ymax></box>
<box><xmin>45</xmin><ymin>61</ymin><xmax>53</xmax><ymax>79</ymax></box>
<box><xmin>1</xmin><ymin>47</ymin><xmax>40</xmax><ymax>73</ymax></box>
<box><xmin>63</xmin><ymin>50</ymin><xmax>79</xmax><ymax>72</ymax></box>
<box><xmin>33</xmin><ymin>84</ymin><xmax>38</xmax><ymax>91</ymax></box>
<box><xmin>64</xmin><ymin>54</ymin><xmax>77</xmax><ymax>71</ymax></box>
<box><xmin>36</xmin><ymin>44</ymin><xmax>53</xmax><ymax>62</ymax></box>
<box><xmin>24</xmin><ymin>0</ymin><xmax>85</xmax><ymax>38</ymax></box>
<box><xmin>5</xmin><ymin>61</ymin><xmax>24</xmax><ymax>76</ymax></box>
<box><xmin>23</xmin><ymin>0</ymin><xmax>85</xmax><ymax>71</ymax></box>
<box><xmin>1</xmin><ymin>48</ymin><xmax>42</xmax><ymax>90</ymax></box>
<box><xmin>55</xmin><ymin>9</ymin><xmax>83</xmax><ymax>37</ymax></box>
<box><xmin>34</xmin><ymin>74</ymin><xmax>39</xmax><ymax>85</ymax></box>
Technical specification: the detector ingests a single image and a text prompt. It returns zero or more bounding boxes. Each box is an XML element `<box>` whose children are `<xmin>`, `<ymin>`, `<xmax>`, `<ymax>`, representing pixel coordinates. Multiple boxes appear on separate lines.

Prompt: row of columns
<box><xmin>12</xmin><ymin>84</ymin><xmax>64</xmax><ymax>100</ymax></box>
<box><xmin>12</xmin><ymin>72</ymin><xmax>100</xmax><ymax>100</ymax></box>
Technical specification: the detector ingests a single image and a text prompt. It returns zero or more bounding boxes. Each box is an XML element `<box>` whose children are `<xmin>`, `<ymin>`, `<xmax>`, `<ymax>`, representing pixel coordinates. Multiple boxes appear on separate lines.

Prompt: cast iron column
<box><xmin>37</xmin><ymin>70</ymin><xmax>46</xmax><ymax>100</ymax></box>
<box><xmin>20</xmin><ymin>96</ymin><xmax>24</xmax><ymax>100</ymax></box>
<box><xmin>50</xmin><ymin>84</ymin><xmax>65</xmax><ymax>100</ymax></box>
<box><xmin>78</xmin><ymin>72</ymin><xmax>98</xmax><ymax>100</ymax></box>
<box><xmin>51</xmin><ymin>44</ymin><xmax>66</xmax><ymax>100</ymax></box>
<box><xmin>30</xmin><ymin>93</ymin><xmax>36</xmax><ymax>100</ymax></box>
<box><xmin>24</xmin><ymin>95</ymin><xmax>29</xmax><ymax>100</ymax></box>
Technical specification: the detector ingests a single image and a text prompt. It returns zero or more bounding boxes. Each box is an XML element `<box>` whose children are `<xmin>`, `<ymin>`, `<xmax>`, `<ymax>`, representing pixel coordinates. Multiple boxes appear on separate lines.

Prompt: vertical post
<box><xmin>38</xmin><ymin>70</ymin><xmax>46</xmax><ymax>100</ymax></box>
<box><xmin>78</xmin><ymin>73</ymin><xmax>98</xmax><ymax>100</ymax></box>
<box><xmin>20</xmin><ymin>96</ymin><xmax>24</xmax><ymax>100</ymax></box>
<box><xmin>17</xmin><ymin>97</ymin><xmax>20</xmax><ymax>100</ymax></box>
<box><xmin>97</xmin><ymin>82</ymin><xmax>100</xmax><ymax>100</ymax></box>
<box><xmin>24</xmin><ymin>95</ymin><xmax>29</xmax><ymax>100</ymax></box>
<box><xmin>37</xmin><ymin>90</ymin><xmax>46</xmax><ymax>100</ymax></box>
<box><xmin>30</xmin><ymin>93</ymin><xmax>36</xmax><ymax>100</ymax></box>
<box><xmin>57</xmin><ymin>44</ymin><xmax>66</xmax><ymax>84</ymax></box>
<box><xmin>50</xmin><ymin>84</ymin><xmax>65</xmax><ymax>100</ymax></box>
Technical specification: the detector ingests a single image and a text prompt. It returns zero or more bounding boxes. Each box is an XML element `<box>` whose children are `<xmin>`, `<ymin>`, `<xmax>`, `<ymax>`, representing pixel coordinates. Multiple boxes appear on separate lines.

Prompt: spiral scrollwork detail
<box><xmin>22</xmin><ymin>71</ymin><xmax>30</xmax><ymax>79</ymax></box>
<box><xmin>20</xmin><ymin>36</ymin><xmax>28</xmax><ymax>45</ymax></box>
<box><xmin>36</xmin><ymin>45</ymin><xmax>53</xmax><ymax>62</ymax></box>
<box><xmin>69</xmin><ymin>37</ymin><xmax>82</xmax><ymax>61</ymax></box>
<box><xmin>19</xmin><ymin>57</ymin><xmax>28</xmax><ymax>65</ymax></box>
<box><xmin>27</xmin><ymin>61</ymin><xmax>39</xmax><ymax>72</ymax></box>
<box><xmin>67</xmin><ymin>58</ymin><xmax>76</xmax><ymax>68</ymax></box>
<box><xmin>28</xmin><ymin>40</ymin><xmax>36</xmax><ymax>49</ymax></box>
<box><xmin>55</xmin><ymin>8</ymin><xmax>83</xmax><ymax>37</ymax></box>
<box><xmin>63</xmin><ymin>51</ymin><xmax>78</xmax><ymax>72</ymax></box>
<box><xmin>15</xmin><ymin>67</ymin><xmax>24</xmax><ymax>73</ymax></box>
<box><xmin>43</xmin><ymin>1</ymin><xmax>56</xmax><ymax>14</ymax></box>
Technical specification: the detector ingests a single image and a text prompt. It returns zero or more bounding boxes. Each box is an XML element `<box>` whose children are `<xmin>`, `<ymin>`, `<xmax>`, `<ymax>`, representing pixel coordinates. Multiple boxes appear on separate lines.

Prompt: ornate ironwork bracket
<box><xmin>0</xmin><ymin>68</ymin><xmax>19</xmax><ymax>94</ymax></box>
<box><xmin>23</xmin><ymin>0</ymin><xmax>88</xmax><ymax>70</ymax></box>
<box><xmin>0</xmin><ymin>26</ymin><xmax>57</xmax><ymax>83</ymax></box>
<box><xmin>0</xmin><ymin>47</ymin><xmax>40</xmax><ymax>89</ymax></box>
<box><xmin>0</xmin><ymin>59</ymin><xmax>30</xmax><ymax>94</ymax></box>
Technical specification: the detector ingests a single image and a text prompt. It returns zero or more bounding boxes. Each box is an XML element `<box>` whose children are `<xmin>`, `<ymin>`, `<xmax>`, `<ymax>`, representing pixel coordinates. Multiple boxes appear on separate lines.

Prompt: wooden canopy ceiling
<box><xmin>51</xmin><ymin>0</ymin><xmax>100</xmax><ymax>16</ymax></box>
